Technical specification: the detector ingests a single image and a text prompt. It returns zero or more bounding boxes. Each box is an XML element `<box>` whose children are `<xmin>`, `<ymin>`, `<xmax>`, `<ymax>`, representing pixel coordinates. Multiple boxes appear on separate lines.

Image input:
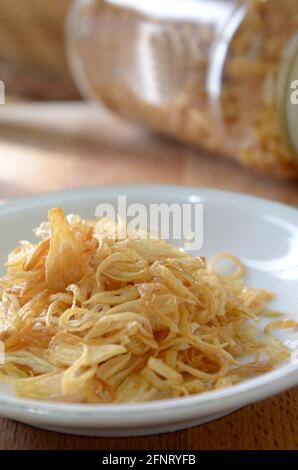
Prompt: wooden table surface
<box><xmin>0</xmin><ymin>102</ymin><xmax>297</xmax><ymax>450</ymax></box>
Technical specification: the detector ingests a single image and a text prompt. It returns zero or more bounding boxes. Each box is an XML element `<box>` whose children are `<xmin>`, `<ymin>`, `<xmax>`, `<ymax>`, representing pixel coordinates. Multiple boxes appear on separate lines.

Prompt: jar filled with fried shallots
<box><xmin>67</xmin><ymin>0</ymin><xmax>298</xmax><ymax>177</ymax></box>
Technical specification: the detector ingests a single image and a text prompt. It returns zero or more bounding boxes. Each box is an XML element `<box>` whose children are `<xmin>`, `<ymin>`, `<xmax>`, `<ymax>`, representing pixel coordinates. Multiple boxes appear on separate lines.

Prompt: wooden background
<box><xmin>0</xmin><ymin>102</ymin><xmax>297</xmax><ymax>450</ymax></box>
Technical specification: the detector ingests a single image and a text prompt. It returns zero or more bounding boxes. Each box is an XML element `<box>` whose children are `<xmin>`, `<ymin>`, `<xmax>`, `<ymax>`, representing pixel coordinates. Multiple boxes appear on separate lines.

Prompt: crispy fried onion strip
<box><xmin>0</xmin><ymin>211</ymin><xmax>291</xmax><ymax>403</ymax></box>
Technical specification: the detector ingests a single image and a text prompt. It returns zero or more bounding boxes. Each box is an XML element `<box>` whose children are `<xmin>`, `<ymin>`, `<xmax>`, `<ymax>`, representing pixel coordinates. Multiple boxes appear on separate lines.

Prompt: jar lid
<box><xmin>279</xmin><ymin>34</ymin><xmax>298</xmax><ymax>156</ymax></box>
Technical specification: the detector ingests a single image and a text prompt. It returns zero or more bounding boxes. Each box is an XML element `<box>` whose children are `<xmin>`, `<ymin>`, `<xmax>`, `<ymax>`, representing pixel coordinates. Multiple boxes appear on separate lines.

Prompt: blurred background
<box><xmin>0</xmin><ymin>0</ymin><xmax>78</xmax><ymax>101</ymax></box>
<box><xmin>0</xmin><ymin>0</ymin><xmax>297</xmax><ymax>205</ymax></box>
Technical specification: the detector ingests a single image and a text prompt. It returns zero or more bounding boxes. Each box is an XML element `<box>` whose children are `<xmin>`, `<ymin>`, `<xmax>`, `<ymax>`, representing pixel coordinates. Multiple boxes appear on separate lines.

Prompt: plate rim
<box><xmin>1</xmin><ymin>184</ymin><xmax>298</xmax><ymax>218</ymax></box>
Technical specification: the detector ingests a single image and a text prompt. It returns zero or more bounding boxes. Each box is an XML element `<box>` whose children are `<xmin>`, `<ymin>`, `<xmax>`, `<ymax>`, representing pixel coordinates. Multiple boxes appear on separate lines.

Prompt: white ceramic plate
<box><xmin>0</xmin><ymin>185</ymin><xmax>297</xmax><ymax>437</ymax></box>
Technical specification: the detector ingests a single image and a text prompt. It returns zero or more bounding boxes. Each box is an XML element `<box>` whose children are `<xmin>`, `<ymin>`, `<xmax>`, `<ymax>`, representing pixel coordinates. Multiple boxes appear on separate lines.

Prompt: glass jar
<box><xmin>67</xmin><ymin>0</ymin><xmax>298</xmax><ymax>178</ymax></box>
